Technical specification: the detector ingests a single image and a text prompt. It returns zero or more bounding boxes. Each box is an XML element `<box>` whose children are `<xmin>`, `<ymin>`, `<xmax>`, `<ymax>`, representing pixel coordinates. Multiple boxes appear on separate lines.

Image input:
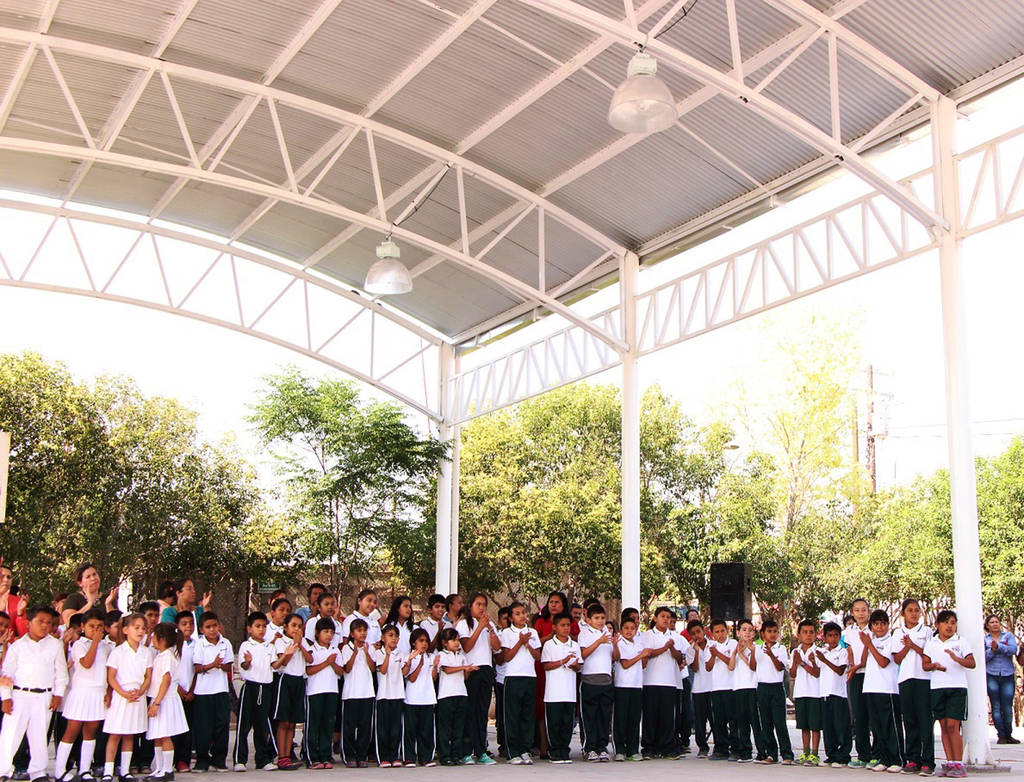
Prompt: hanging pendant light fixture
<box><xmin>608</xmin><ymin>50</ymin><xmax>678</xmax><ymax>134</ymax></box>
<box><xmin>364</xmin><ymin>238</ymin><xmax>412</xmax><ymax>295</ymax></box>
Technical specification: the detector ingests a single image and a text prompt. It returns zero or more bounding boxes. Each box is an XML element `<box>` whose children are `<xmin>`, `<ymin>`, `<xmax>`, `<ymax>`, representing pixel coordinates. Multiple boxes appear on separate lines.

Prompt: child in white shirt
<box><xmin>613</xmin><ymin>616</ymin><xmax>647</xmax><ymax>761</ymax></box>
<box><xmin>436</xmin><ymin>628</ymin><xmax>475</xmax><ymax>766</ymax></box>
<box><xmin>861</xmin><ymin>609</ymin><xmax>902</xmax><ymax>772</ymax></box>
<box><xmin>271</xmin><ymin>614</ymin><xmax>310</xmax><ymax>771</ymax></box>
<box><xmin>540</xmin><ymin>614</ymin><xmax>581</xmax><ymax>764</ymax></box>
<box><xmin>339</xmin><ymin>618</ymin><xmax>377</xmax><ymax>767</ymax></box>
<box><xmin>577</xmin><ymin>603</ymin><xmax>614</xmax><ymax>761</ymax></box>
<box><xmin>303</xmin><ymin>618</ymin><xmax>343</xmax><ymax>768</ymax></box>
<box><xmin>922</xmin><ymin>610</ymin><xmax>975</xmax><ymax>778</ymax></box>
<box><xmin>402</xmin><ymin>629</ymin><xmax>438</xmax><ymax>767</ymax></box>
<box><xmin>145</xmin><ymin>623</ymin><xmax>189</xmax><ymax>780</ymax></box>
<box><xmin>789</xmin><ymin>618</ymin><xmax>822</xmax><ymax>766</ymax></box>
<box><xmin>728</xmin><ymin>619</ymin><xmax>758</xmax><ymax>763</ymax></box>
<box><xmin>372</xmin><ymin>625</ymin><xmax>405</xmax><ymax>767</ymax></box>
<box><xmin>891</xmin><ymin>599</ymin><xmax>933</xmax><ymax>774</ymax></box>
<box><xmin>498</xmin><ymin>602</ymin><xmax>541</xmax><ymax>765</ymax></box>
<box><xmin>641</xmin><ymin>607</ymin><xmax>685</xmax><ymax>760</ymax></box>
<box><xmin>56</xmin><ymin>608</ymin><xmax>108</xmax><ymax>782</ymax></box>
<box><xmin>755</xmin><ymin>619</ymin><xmax>793</xmax><ymax>764</ymax></box>
<box><xmin>706</xmin><ymin>618</ymin><xmax>738</xmax><ymax>760</ymax></box>
<box><xmin>233</xmin><ymin>612</ymin><xmax>277</xmax><ymax>771</ymax></box>
<box><xmin>815</xmin><ymin>621</ymin><xmax>851</xmax><ymax>767</ymax></box>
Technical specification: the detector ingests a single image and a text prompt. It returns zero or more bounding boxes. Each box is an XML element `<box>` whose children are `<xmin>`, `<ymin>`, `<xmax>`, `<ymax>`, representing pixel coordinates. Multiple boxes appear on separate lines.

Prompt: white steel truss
<box><xmin>0</xmin><ymin>29</ymin><xmax>628</xmax><ymax>351</ymax></box>
<box><xmin>446</xmin><ymin>122</ymin><xmax>1024</xmax><ymax>424</ymax></box>
<box><xmin>0</xmin><ymin>199</ymin><xmax>444</xmax><ymax>420</ymax></box>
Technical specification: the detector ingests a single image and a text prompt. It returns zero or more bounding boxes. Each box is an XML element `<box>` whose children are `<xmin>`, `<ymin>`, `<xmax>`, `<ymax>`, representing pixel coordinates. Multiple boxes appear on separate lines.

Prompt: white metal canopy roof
<box><xmin>0</xmin><ymin>0</ymin><xmax>1023</xmax><ymax>344</ymax></box>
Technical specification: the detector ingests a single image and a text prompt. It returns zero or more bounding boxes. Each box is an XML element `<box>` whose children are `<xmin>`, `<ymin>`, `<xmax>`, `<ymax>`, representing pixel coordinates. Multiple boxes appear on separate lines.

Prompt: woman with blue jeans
<box><xmin>984</xmin><ymin>615</ymin><xmax>1019</xmax><ymax>744</ymax></box>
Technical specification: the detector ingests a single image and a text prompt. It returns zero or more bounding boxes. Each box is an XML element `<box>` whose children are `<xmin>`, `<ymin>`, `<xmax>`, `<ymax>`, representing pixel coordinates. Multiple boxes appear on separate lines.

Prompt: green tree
<box><xmin>248</xmin><ymin>367</ymin><xmax>446</xmax><ymax>590</ymax></box>
<box><xmin>0</xmin><ymin>352</ymin><xmax>282</xmax><ymax>599</ymax></box>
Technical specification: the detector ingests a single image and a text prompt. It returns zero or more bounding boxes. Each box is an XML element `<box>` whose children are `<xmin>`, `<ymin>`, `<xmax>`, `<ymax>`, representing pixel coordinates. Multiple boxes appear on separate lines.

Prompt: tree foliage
<box><xmin>0</xmin><ymin>352</ymin><xmax>282</xmax><ymax>599</ymax></box>
<box><xmin>248</xmin><ymin>367</ymin><xmax>446</xmax><ymax>590</ymax></box>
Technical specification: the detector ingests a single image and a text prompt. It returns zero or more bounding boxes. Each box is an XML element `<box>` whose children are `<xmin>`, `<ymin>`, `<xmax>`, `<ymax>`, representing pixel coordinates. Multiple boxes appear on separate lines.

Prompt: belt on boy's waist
<box><xmin>13</xmin><ymin>686</ymin><xmax>52</xmax><ymax>693</ymax></box>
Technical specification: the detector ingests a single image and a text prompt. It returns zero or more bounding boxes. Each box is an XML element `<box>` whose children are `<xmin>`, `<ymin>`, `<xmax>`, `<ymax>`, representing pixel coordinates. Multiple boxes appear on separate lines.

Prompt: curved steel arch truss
<box><xmin>0</xmin><ymin>198</ymin><xmax>445</xmax><ymax>420</ymax></box>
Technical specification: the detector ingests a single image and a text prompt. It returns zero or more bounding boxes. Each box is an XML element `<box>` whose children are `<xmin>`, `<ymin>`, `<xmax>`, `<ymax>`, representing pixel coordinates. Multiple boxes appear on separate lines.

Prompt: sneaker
<box><xmin>81</xmin><ymin>774</ymin><xmax>97</xmax><ymax>782</ymax></box>
<box><xmin>669</xmin><ymin>752</ymin><xmax>686</xmax><ymax>761</ymax></box>
<box><xmin>850</xmin><ymin>759</ymin><xmax>867</xmax><ymax>769</ymax></box>
<box><xmin>806</xmin><ymin>755</ymin><xmax>820</xmax><ymax>767</ymax></box>
<box><xmin>403</xmin><ymin>763</ymin><xmax>415</xmax><ymax>769</ymax></box>
<box><xmin>872</xmin><ymin>765</ymin><xmax>888</xmax><ymax>773</ymax></box>
<box><xmin>477</xmin><ymin>755</ymin><xmax>496</xmax><ymax>766</ymax></box>
<box><xmin>888</xmin><ymin>766</ymin><xmax>904</xmax><ymax>773</ymax></box>
<box><xmin>423</xmin><ymin>762</ymin><xmax>436</xmax><ymax>768</ymax></box>
<box><xmin>520</xmin><ymin>754</ymin><xmax>534</xmax><ymax>766</ymax></box>
<box><xmin>627</xmin><ymin>754</ymin><xmax>644</xmax><ymax>762</ymax></box>
<box><xmin>763</xmin><ymin>758</ymin><xmax>778</xmax><ymax>765</ymax></box>
<box><xmin>832</xmin><ymin>762</ymin><xmax>847</xmax><ymax>769</ymax></box>
<box><xmin>935</xmin><ymin>765</ymin><xmax>949</xmax><ymax>778</ymax></box>
<box><xmin>642</xmin><ymin>755</ymin><xmax>657</xmax><ymax>761</ymax></box>
<box><xmin>379</xmin><ymin>762</ymin><xmax>392</xmax><ymax>769</ymax></box>
<box><xmin>904</xmin><ymin>764</ymin><xmax>921</xmax><ymax>774</ymax></box>
<box><xmin>946</xmin><ymin>766</ymin><xmax>966</xmax><ymax>779</ymax></box>
<box><xmin>599</xmin><ymin>752</ymin><xmax>611</xmax><ymax>763</ymax></box>
<box><xmin>738</xmin><ymin>757</ymin><xmax>754</xmax><ymax>763</ymax></box>
<box><xmin>781</xmin><ymin>758</ymin><xmax>794</xmax><ymax>765</ymax></box>
<box><xmin>920</xmin><ymin>766</ymin><xmax>935</xmax><ymax>776</ymax></box>
<box><xmin>795</xmin><ymin>753</ymin><xmax>809</xmax><ymax>766</ymax></box>
<box><xmin>551</xmin><ymin>760</ymin><xmax>572</xmax><ymax>765</ymax></box>
<box><xmin>586</xmin><ymin>752</ymin><xmax>600</xmax><ymax>762</ymax></box>
<box><xmin>613</xmin><ymin>754</ymin><xmax>626</xmax><ymax>762</ymax></box>
<box><xmin>458</xmin><ymin>756</ymin><xmax>474</xmax><ymax>766</ymax></box>
<box><xmin>508</xmin><ymin>757</ymin><xmax>525</xmax><ymax>766</ymax></box>
<box><xmin>231</xmin><ymin>766</ymin><xmax>245</xmax><ymax>773</ymax></box>
<box><xmin>867</xmin><ymin>759</ymin><xmax>882</xmax><ymax>770</ymax></box>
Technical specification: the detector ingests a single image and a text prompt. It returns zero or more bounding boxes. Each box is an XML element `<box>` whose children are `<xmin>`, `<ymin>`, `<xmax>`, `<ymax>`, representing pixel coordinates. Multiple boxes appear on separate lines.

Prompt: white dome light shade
<box><xmin>365</xmin><ymin>239</ymin><xmax>412</xmax><ymax>295</ymax></box>
<box><xmin>608</xmin><ymin>51</ymin><xmax>678</xmax><ymax>134</ymax></box>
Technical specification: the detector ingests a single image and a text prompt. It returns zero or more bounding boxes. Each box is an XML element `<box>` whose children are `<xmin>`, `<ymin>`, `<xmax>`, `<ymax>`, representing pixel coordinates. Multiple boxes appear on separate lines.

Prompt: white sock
<box><xmin>164</xmin><ymin>749</ymin><xmax>175</xmax><ymax>775</ymax></box>
<box><xmin>103</xmin><ymin>761</ymin><xmax>115</xmax><ymax>777</ymax></box>
<box><xmin>120</xmin><ymin>751</ymin><xmax>133</xmax><ymax>776</ymax></box>
<box><xmin>81</xmin><ymin>740</ymin><xmax>97</xmax><ymax>775</ymax></box>
<box><xmin>55</xmin><ymin>741</ymin><xmax>74</xmax><ymax>777</ymax></box>
<box><xmin>150</xmin><ymin>749</ymin><xmax>162</xmax><ymax>776</ymax></box>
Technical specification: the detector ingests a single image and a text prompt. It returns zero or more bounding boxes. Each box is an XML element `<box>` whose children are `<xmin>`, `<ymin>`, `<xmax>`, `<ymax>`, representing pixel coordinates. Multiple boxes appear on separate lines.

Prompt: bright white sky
<box><xmin>1</xmin><ymin>79</ymin><xmax>1023</xmax><ymax>491</ymax></box>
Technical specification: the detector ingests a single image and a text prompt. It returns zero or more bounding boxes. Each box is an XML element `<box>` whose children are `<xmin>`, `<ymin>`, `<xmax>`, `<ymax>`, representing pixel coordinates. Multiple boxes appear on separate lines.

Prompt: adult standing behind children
<box><xmin>0</xmin><ymin>565</ymin><xmax>28</xmax><ymax>637</ymax></box>
<box><xmin>983</xmin><ymin>615</ymin><xmax>1018</xmax><ymax>745</ymax></box>
<box><xmin>159</xmin><ymin>579</ymin><xmax>211</xmax><ymax>626</ymax></box>
<box><xmin>60</xmin><ymin>564</ymin><xmax>119</xmax><ymax>631</ymax></box>
<box><xmin>294</xmin><ymin>584</ymin><xmax>325</xmax><ymax>624</ymax></box>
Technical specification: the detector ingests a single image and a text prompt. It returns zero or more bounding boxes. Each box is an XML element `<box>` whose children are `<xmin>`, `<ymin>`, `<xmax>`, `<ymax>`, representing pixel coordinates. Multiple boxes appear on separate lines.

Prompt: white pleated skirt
<box><xmin>103</xmin><ymin>692</ymin><xmax>147</xmax><ymax>735</ymax></box>
<box><xmin>147</xmin><ymin>690</ymin><xmax>189</xmax><ymax>739</ymax></box>
<box><xmin>63</xmin><ymin>684</ymin><xmax>107</xmax><ymax>722</ymax></box>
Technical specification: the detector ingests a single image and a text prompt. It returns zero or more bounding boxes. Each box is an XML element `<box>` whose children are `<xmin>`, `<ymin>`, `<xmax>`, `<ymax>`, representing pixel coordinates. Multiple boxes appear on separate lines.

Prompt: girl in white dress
<box><xmin>146</xmin><ymin>623</ymin><xmax>189</xmax><ymax>780</ymax></box>
<box><xmin>102</xmin><ymin>613</ymin><xmax>152</xmax><ymax>782</ymax></box>
<box><xmin>55</xmin><ymin>609</ymin><xmax>109</xmax><ymax>782</ymax></box>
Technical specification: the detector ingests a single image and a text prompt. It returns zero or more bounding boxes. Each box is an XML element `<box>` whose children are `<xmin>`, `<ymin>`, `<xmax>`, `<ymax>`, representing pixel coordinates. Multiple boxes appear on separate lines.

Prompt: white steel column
<box><xmin>449</xmin><ymin>415</ymin><xmax>461</xmax><ymax>595</ymax></box>
<box><xmin>435</xmin><ymin>343</ymin><xmax>455</xmax><ymax>594</ymax></box>
<box><xmin>620</xmin><ymin>251</ymin><xmax>641</xmax><ymax>609</ymax></box>
<box><xmin>933</xmin><ymin>97</ymin><xmax>991</xmax><ymax>767</ymax></box>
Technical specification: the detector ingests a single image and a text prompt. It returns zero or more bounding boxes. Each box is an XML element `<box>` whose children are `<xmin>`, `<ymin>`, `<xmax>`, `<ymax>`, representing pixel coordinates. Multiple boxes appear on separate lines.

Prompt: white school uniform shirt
<box><xmin>494</xmin><ymin>641</ymin><xmax>508</xmax><ymax>684</ymax></box>
<box><xmin>274</xmin><ymin>636</ymin><xmax>308</xmax><ymax>677</ymax></box>
<box><xmin>238</xmin><ymin>638</ymin><xmax>276</xmax><ymax>684</ymax></box>
<box><xmin>147</xmin><ymin>648</ymin><xmax>180</xmax><ymax>699</ymax></box>
<box><xmin>342</xmin><ymin>612</ymin><xmax>381</xmax><ymax>647</ymax></box>
<box><xmin>305</xmin><ymin>644</ymin><xmax>339</xmax><ymax>695</ymax></box>
<box><xmin>339</xmin><ymin>643</ymin><xmax>375</xmax><ymax>700</ymax></box>
<box><xmin>394</xmin><ymin>623</ymin><xmax>413</xmax><ymax>656</ymax></box>
<box><xmin>730</xmin><ymin>643</ymin><xmax>758</xmax><ymax>690</ymax></box>
<box><xmin>687</xmin><ymin>643</ymin><xmax>711</xmax><ymax>694</ymax></box>
<box><xmin>437</xmin><ymin>649</ymin><xmax>469</xmax><ymax>699</ymax></box>
<box><xmin>754</xmin><ymin>642</ymin><xmax>788</xmax><ymax>685</ymax></box>
<box><xmin>372</xmin><ymin>648</ymin><xmax>405</xmax><ymax>700</ymax></box>
<box><xmin>614</xmin><ymin>636</ymin><xmax>645</xmax><ymax>689</ymax></box>
<box><xmin>69</xmin><ymin>637</ymin><xmax>110</xmax><ymax>689</ymax></box>
<box><xmin>499</xmin><ymin>626</ymin><xmax>541</xmax><ymax>677</ymax></box>
<box><xmin>790</xmin><ymin>645</ymin><xmax>821</xmax><ymax>698</ymax></box>
<box><xmin>266</xmin><ymin>621</ymin><xmax>285</xmax><ymax>644</ymax></box>
<box><xmin>402</xmin><ymin>651</ymin><xmax>437</xmax><ymax>705</ymax></box>
<box><xmin>641</xmin><ymin>628</ymin><xmax>683</xmax><ymax>688</ymax></box>
<box><xmin>842</xmin><ymin>624</ymin><xmax>871</xmax><ymax>672</ymax></box>
<box><xmin>178</xmin><ymin>638</ymin><xmax>195</xmax><ymax>691</ymax></box>
<box><xmin>577</xmin><ymin>623</ymin><xmax>613</xmax><ymax>676</ymax></box>
<box><xmin>304</xmin><ymin>615</ymin><xmax>343</xmax><ymax>646</ymax></box>
<box><xmin>706</xmin><ymin>637</ymin><xmax>737</xmax><ymax>692</ymax></box>
<box><xmin>191</xmin><ymin>634</ymin><xmax>234</xmax><ymax>695</ymax></box>
<box><xmin>817</xmin><ymin>645</ymin><xmax>848</xmax><ymax>698</ymax></box>
<box><xmin>0</xmin><ymin>633</ymin><xmax>69</xmax><ymax>698</ymax></box>
<box><xmin>862</xmin><ymin>633</ymin><xmax>898</xmax><ymax>694</ymax></box>
<box><xmin>541</xmin><ymin>637</ymin><xmax>581</xmax><ymax>703</ymax></box>
<box><xmin>890</xmin><ymin>622</ymin><xmax>931</xmax><ymax>683</ymax></box>
<box><xmin>456</xmin><ymin>618</ymin><xmax>498</xmax><ymax>668</ymax></box>
<box><xmin>419</xmin><ymin>617</ymin><xmax>441</xmax><ymax>644</ymax></box>
<box><xmin>442</xmin><ymin>614</ymin><xmax>458</xmax><ymax>630</ymax></box>
<box><xmin>924</xmin><ymin>635</ymin><xmax>973</xmax><ymax>690</ymax></box>
<box><xmin>106</xmin><ymin>640</ymin><xmax>152</xmax><ymax>691</ymax></box>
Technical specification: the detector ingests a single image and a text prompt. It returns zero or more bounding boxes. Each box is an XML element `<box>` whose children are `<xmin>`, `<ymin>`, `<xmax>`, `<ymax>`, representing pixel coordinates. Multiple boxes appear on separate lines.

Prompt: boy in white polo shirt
<box><xmin>233</xmin><ymin>611</ymin><xmax>277</xmax><ymax>771</ymax></box>
<box><xmin>0</xmin><ymin>607</ymin><xmax>68</xmax><ymax>781</ymax></box>
<box><xmin>862</xmin><ymin>609</ymin><xmax>904</xmax><ymax>773</ymax></box>
<box><xmin>706</xmin><ymin>618</ymin><xmax>737</xmax><ymax>760</ymax></box>
<box><xmin>303</xmin><ymin>618</ymin><xmax>343</xmax><ymax>768</ymax></box>
<box><xmin>190</xmin><ymin>612</ymin><xmax>233</xmax><ymax>772</ymax></box>
<box><xmin>577</xmin><ymin>603</ymin><xmax>614</xmax><ymax>761</ymax></box>
<box><xmin>816</xmin><ymin>621</ymin><xmax>852</xmax><ymax>767</ymax></box>
<box><xmin>843</xmin><ymin>598</ymin><xmax>873</xmax><ymax>767</ymax></box>
<box><xmin>612</xmin><ymin>616</ymin><xmax>646</xmax><ymax>761</ymax></box>
<box><xmin>641</xmin><ymin>607</ymin><xmax>686</xmax><ymax>760</ymax></box>
<box><xmin>498</xmin><ymin>602</ymin><xmax>541</xmax><ymax>765</ymax></box>
<box><xmin>922</xmin><ymin>610</ymin><xmax>974</xmax><ymax>779</ymax></box>
<box><xmin>686</xmin><ymin>620</ymin><xmax>712</xmax><ymax>759</ymax></box>
<box><xmin>789</xmin><ymin>619</ymin><xmax>822</xmax><ymax>766</ymax></box>
<box><xmin>540</xmin><ymin>614</ymin><xmax>581</xmax><ymax>764</ymax></box>
<box><xmin>755</xmin><ymin>619</ymin><xmax>793</xmax><ymax>764</ymax></box>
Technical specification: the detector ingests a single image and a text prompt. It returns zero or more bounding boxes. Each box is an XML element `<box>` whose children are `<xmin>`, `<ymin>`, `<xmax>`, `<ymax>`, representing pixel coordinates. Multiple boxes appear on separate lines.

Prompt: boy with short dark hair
<box><xmin>577</xmin><ymin>603</ymin><xmax>614</xmax><ymax>761</ymax></box>
<box><xmin>790</xmin><ymin>618</ymin><xmax>823</xmax><ymax>766</ymax></box>
<box><xmin>686</xmin><ymin>620</ymin><xmax>712</xmax><ymax>759</ymax></box>
<box><xmin>641</xmin><ymin>607</ymin><xmax>686</xmax><ymax>760</ymax></box>
<box><xmin>233</xmin><ymin>611</ymin><xmax>277</xmax><ymax>771</ymax></box>
<box><xmin>191</xmin><ymin>612</ymin><xmax>234</xmax><ymax>772</ymax></box>
<box><xmin>419</xmin><ymin>595</ymin><xmax>447</xmax><ymax>652</ymax></box>
<box><xmin>862</xmin><ymin>609</ymin><xmax>904</xmax><ymax>772</ymax></box>
<box><xmin>816</xmin><ymin>621</ymin><xmax>852</xmax><ymax>768</ymax></box>
<box><xmin>755</xmin><ymin>619</ymin><xmax>793</xmax><ymax>764</ymax></box>
<box><xmin>540</xmin><ymin>614</ymin><xmax>581</xmax><ymax>764</ymax></box>
<box><xmin>613</xmin><ymin>616</ymin><xmax>647</xmax><ymax>761</ymax></box>
<box><xmin>706</xmin><ymin>618</ymin><xmax>737</xmax><ymax>760</ymax></box>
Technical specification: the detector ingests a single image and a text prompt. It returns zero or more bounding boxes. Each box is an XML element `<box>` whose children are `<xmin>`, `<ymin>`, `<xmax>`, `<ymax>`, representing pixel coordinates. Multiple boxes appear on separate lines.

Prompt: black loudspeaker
<box><xmin>710</xmin><ymin>562</ymin><xmax>752</xmax><ymax>621</ymax></box>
